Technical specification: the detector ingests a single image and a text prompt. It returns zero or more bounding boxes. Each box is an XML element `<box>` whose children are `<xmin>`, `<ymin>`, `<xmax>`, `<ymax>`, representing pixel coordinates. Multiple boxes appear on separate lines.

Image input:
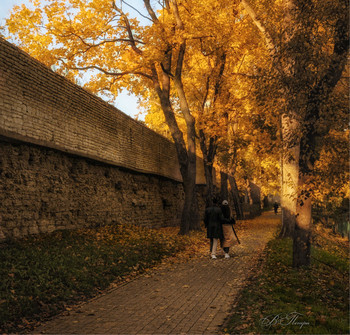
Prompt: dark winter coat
<box><xmin>204</xmin><ymin>205</ymin><xmax>227</xmax><ymax>239</ymax></box>
<box><xmin>221</xmin><ymin>204</ymin><xmax>236</xmax><ymax>225</ymax></box>
<box><xmin>221</xmin><ymin>204</ymin><xmax>231</xmax><ymax>219</ymax></box>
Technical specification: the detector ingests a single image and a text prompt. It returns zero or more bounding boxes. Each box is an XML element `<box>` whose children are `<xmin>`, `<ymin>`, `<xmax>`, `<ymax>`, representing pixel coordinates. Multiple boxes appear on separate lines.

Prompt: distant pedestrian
<box><xmin>220</xmin><ymin>200</ymin><xmax>237</xmax><ymax>259</ymax></box>
<box><xmin>204</xmin><ymin>197</ymin><xmax>227</xmax><ymax>259</ymax></box>
<box><xmin>273</xmin><ymin>202</ymin><xmax>279</xmax><ymax>214</ymax></box>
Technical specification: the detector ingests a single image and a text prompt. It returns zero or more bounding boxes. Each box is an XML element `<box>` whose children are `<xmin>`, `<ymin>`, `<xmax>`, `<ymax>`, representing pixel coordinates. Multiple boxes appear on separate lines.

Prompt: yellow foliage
<box><xmin>5</xmin><ymin>0</ymin><xmax>347</xmax><ymax>206</ymax></box>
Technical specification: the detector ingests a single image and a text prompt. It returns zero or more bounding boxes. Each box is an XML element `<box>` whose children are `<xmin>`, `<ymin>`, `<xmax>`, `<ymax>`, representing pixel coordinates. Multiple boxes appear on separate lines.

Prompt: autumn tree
<box><xmin>144</xmin><ymin>3</ymin><xmax>269</xmax><ymax>213</ymax></box>
<box><xmin>129</xmin><ymin>1</ymin><xmax>245</xmax><ymax>208</ymax></box>
<box><xmin>240</xmin><ymin>0</ymin><xmax>349</xmax><ymax>266</ymax></box>
<box><xmin>312</xmin><ymin>63</ymin><xmax>349</xmax><ymax>230</ymax></box>
<box><xmin>6</xmin><ymin>0</ymin><xmax>237</xmax><ymax>234</ymax></box>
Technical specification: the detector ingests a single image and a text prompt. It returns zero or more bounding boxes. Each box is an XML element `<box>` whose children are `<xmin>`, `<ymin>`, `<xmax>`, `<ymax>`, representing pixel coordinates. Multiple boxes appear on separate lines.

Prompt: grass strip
<box><xmin>223</xmin><ymin>229</ymin><xmax>349</xmax><ymax>334</ymax></box>
<box><xmin>0</xmin><ymin>223</ymin><xmax>193</xmax><ymax>333</ymax></box>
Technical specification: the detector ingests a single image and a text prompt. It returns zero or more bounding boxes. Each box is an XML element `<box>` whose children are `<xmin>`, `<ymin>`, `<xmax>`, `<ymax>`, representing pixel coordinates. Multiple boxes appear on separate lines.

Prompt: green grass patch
<box><xmin>224</xmin><ymin>233</ymin><xmax>349</xmax><ymax>334</ymax></box>
<box><xmin>0</xmin><ymin>224</ymin><xmax>190</xmax><ymax>333</ymax></box>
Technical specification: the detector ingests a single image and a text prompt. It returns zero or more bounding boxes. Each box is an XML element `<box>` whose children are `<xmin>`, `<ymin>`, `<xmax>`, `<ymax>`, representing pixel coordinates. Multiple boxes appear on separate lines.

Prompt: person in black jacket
<box><xmin>204</xmin><ymin>197</ymin><xmax>227</xmax><ymax>259</ymax></box>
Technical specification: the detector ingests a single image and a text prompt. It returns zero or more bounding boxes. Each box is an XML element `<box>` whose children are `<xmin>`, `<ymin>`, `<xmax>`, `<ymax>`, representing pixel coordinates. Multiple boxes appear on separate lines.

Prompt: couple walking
<box><xmin>204</xmin><ymin>198</ymin><xmax>238</xmax><ymax>259</ymax></box>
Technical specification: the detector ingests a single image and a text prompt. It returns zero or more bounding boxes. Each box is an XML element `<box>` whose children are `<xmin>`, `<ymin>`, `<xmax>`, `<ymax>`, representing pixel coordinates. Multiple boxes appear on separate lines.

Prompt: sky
<box><xmin>0</xmin><ymin>0</ymin><xmax>143</xmax><ymax>120</ymax></box>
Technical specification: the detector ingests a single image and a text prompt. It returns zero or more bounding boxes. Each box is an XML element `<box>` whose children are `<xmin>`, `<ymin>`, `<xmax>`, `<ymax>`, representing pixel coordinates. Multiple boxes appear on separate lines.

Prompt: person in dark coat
<box><xmin>273</xmin><ymin>202</ymin><xmax>279</xmax><ymax>214</ymax></box>
<box><xmin>204</xmin><ymin>197</ymin><xmax>227</xmax><ymax>259</ymax></box>
<box><xmin>220</xmin><ymin>200</ymin><xmax>236</xmax><ymax>259</ymax></box>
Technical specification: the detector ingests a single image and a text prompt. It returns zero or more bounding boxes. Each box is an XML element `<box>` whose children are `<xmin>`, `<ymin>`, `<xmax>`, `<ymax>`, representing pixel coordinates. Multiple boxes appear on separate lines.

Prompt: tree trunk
<box><xmin>280</xmin><ymin>157</ymin><xmax>298</xmax><ymax>237</ymax></box>
<box><xmin>220</xmin><ymin>172</ymin><xmax>228</xmax><ymax>202</ymax></box>
<box><xmin>174</xmin><ymin>108</ymin><xmax>200</xmax><ymax>234</ymax></box>
<box><xmin>228</xmin><ymin>175</ymin><xmax>243</xmax><ymax>219</ymax></box>
<box><xmin>293</xmin><ymin>176</ymin><xmax>312</xmax><ymax>267</ymax></box>
<box><xmin>279</xmin><ymin>114</ymin><xmax>300</xmax><ymax>238</ymax></box>
<box><xmin>293</xmin><ymin>224</ymin><xmax>311</xmax><ymax>267</ymax></box>
<box><xmin>153</xmin><ymin>76</ymin><xmax>199</xmax><ymax>234</ymax></box>
<box><xmin>179</xmin><ymin>147</ymin><xmax>200</xmax><ymax>234</ymax></box>
<box><xmin>175</xmin><ymin>122</ymin><xmax>200</xmax><ymax>234</ymax></box>
<box><xmin>292</xmin><ymin>10</ymin><xmax>349</xmax><ymax>262</ymax></box>
<box><xmin>182</xmin><ymin>126</ymin><xmax>200</xmax><ymax>233</ymax></box>
<box><xmin>203</xmin><ymin>162</ymin><xmax>214</xmax><ymax>207</ymax></box>
<box><xmin>199</xmin><ymin>130</ymin><xmax>217</xmax><ymax>207</ymax></box>
<box><xmin>245</xmin><ymin>179</ymin><xmax>253</xmax><ymax>205</ymax></box>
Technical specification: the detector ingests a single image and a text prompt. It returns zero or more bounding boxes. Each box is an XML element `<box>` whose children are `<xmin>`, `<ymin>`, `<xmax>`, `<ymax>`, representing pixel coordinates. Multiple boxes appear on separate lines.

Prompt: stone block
<box><xmin>28</xmin><ymin>224</ymin><xmax>40</xmax><ymax>235</ymax></box>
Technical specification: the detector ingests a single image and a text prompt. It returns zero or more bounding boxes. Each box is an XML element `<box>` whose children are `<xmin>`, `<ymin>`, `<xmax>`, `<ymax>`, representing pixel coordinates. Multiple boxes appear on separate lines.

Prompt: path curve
<box><xmin>32</xmin><ymin>212</ymin><xmax>280</xmax><ymax>335</ymax></box>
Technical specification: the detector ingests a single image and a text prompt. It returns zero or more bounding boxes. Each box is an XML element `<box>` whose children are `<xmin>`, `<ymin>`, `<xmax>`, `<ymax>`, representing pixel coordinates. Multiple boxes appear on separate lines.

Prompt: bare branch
<box><xmin>95</xmin><ymin>37</ymin><xmax>145</xmax><ymax>46</ymax></box>
<box><xmin>122</xmin><ymin>1</ymin><xmax>153</xmax><ymax>23</ymax></box>
<box><xmin>170</xmin><ymin>0</ymin><xmax>184</xmax><ymax>30</ymax></box>
<box><xmin>143</xmin><ymin>0</ymin><xmax>159</xmax><ymax>22</ymax></box>
<box><xmin>157</xmin><ymin>0</ymin><xmax>170</xmax><ymax>11</ymax></box>
<box><xmin>175</xmin><ymin>43</ymin><xmax>186</xmax><ymax>79</ymax></box>
<box><xmin>112</xmin><ymin>1</ymin><xmax>143</xmax><ymax>55</ymax></box>
<box><xmin>201</xmin><ymin>76</ymin><xmax>210</xmax><ymax>111</ymax></box>
<box><xmin>56</xmin><ymin>31</ymin><xmax>145</xmax><ymax>47</ymax></box>
<box><xmin>189</xmin><ymin>35</ymin><xmax>216</xmax><ymax>40</ymax></box>
<box><xmin>160</xmin><ymin>63</ymin><xmax>174</xmax><ymax>77</ymax></box>
<box><xmin>169</xmin><ymin>0</ymin><xmax>186</xmax><ymax>80</ymax></box>
<box><xmin>213</xmin><ymin>52</ymin><xmax>226</xmax><ymax>102</ymax></box>
<box><xmin>150</xmin><ymin>63</ymin><xmax>162</xmax><ymax>94</ymax></box>
<box><xmin>71</xmin><ymin>65</ymin><xmax>152</xmax><ymax>79</ymax></box>
<box><xmin>230</xmin><ymin>72</ymin><xmax>273</xmax><ymax>79</ymax></box>
<box><xmin>240</xmin><ymin>0</ymin><xmax>277</xmax><ymax>57</ymax></box>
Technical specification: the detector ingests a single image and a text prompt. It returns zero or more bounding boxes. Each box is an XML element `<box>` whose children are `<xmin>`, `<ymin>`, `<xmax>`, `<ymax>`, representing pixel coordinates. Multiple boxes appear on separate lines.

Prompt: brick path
<box><xmin>32</xmin><ymin>212</ymin><xmax>279</xmax><ymax>335</ymax></box>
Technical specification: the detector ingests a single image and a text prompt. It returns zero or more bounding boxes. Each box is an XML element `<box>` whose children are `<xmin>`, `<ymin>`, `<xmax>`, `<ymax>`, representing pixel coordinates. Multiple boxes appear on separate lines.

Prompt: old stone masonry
<box><xmin>32</xmin><ymin>213</ymin><xmax>279</xmax><ymax>335</ymax></box>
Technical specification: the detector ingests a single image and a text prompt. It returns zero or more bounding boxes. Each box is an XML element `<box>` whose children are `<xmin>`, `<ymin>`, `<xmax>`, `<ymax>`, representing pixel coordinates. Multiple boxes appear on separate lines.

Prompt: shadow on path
<box><xmin>32</xmin><ymin>212</ymin><xmax>280</xmax><ymax>335</ymax></box>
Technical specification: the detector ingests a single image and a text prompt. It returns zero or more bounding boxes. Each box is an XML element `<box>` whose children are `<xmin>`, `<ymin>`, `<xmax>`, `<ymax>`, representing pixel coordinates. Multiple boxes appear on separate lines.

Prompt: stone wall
<box><xmin>0</xmin><ymin>38</ymin><xmax>211</xmax><ymax>240</ymax></box>
<box><xmin>0</xmin><ymin>38</ymin><xmax>207</xmax><ymax>184</ymax></box>
<box><xmin>0</xmin><ymin>139</ymin><xmax>193</xmax><ymax>240</ymax></box>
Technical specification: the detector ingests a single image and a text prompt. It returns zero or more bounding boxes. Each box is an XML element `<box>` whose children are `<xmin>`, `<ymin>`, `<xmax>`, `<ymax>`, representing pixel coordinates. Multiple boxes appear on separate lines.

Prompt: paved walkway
<box><xmin>32</xmin><ymin>212</ymin><xmax>279</xmax><ymax>335</ymax></box>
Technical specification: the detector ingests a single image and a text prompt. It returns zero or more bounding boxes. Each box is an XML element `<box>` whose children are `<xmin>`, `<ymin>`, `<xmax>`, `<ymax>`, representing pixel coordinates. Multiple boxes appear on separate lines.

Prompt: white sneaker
<box><xmin>224</xmin><ymin>253</ymin><xmax>230</xmax><ymax>259</ymax></box>
<box><xmin>211</xmin><ymin>255</ymin><xmax>217</xmax><ymax>259</ymax></box>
